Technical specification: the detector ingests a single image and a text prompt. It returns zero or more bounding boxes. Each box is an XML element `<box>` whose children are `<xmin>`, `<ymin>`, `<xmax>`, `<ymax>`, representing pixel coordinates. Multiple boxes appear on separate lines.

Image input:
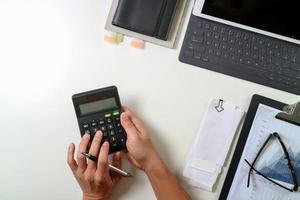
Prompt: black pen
<box><xmin>81</xmin><ymin>152</ymin><xmax>133</xmax><ymax>178</ymax></box>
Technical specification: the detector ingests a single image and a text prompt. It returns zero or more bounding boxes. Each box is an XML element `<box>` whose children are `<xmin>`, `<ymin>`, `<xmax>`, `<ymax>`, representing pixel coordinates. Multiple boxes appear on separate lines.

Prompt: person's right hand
<box><xmin>120</xmin><ymin>107</ymin><xmax>162</xmax><ymax>172</ymax></box>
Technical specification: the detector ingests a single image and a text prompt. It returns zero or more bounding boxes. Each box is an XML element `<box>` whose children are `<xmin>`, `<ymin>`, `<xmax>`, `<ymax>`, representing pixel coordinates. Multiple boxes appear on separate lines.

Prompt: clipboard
<box><xmin>219</xmin><ymin>94</ymin><xmax>300</xmax><ymax>199</ymax></box>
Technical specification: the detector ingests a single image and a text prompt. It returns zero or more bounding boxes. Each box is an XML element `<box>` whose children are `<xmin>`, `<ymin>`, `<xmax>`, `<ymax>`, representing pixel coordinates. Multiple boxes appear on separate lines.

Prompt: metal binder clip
<box><xmin>276</xmin><ymin>102</ymin><xmax>300</xmax><ymax>126</ymax></box>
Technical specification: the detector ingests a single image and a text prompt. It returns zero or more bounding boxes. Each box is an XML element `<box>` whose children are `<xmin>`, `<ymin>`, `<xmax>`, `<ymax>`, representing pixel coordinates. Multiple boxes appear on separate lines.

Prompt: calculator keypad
<box><xmin>80</xmin><ymin>110</ymin><xmax>127</xmax><ymax>153</ymax></box>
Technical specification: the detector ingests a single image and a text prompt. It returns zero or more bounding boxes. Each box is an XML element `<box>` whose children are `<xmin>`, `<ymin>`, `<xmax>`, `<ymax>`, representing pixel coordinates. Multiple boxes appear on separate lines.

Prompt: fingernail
<box><xmin>95</xmin><ymin>131</ymin><xmax>102</xmax><ymax>137</ymax></box>
<box><xmin>121</xmin><ymin>113</ymin><xmax>128</xmax><ymax>121</ymax></box>
<box><xmin>103</xmin><ymin>141</ymin><xmax>109</xmax><ymax>147</ymax></box>
<box><xmin>83</xmin><ymin>133</ymin><xmax>90</xmax><ymax>140</ymax></box>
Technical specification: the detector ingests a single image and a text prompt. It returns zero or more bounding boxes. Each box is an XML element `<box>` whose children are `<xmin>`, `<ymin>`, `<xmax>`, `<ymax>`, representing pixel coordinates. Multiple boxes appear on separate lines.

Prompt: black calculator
<box><xmin>72</xmin><ymin>86</ymin><xmax>127</xmax><ymax>153</ymax></box>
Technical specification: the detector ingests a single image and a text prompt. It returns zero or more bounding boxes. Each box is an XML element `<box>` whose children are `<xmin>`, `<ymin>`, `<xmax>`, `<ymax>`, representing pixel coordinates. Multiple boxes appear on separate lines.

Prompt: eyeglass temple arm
<box><xmin>247</xmin><ymin>134</ymin><xmax>273</xmax><ymax>188</ymax></box>
<box><xmin>273</xmin><ymin>132</ymin><xmax>299</xmax><ymax>191</ymax></box>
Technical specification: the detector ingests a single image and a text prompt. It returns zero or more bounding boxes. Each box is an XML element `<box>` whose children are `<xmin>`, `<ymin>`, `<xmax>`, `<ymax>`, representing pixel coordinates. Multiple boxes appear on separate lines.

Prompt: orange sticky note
<box><xmin>131</xmin><ymin>39</ymin><xmax>145</xmax><ymax>49</ymax></box>
<box><xmin>104</xmin><ymin>35</ymin><xmax>117</xmax><ymax>44</ymax></box>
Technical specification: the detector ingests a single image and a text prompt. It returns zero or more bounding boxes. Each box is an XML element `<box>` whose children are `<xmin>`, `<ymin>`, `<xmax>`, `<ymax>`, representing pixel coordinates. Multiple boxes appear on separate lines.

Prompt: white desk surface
<box><xmin>0</xmin><ymin>1</ymin><xmax>298</xmax><ymax>200</ymax></box>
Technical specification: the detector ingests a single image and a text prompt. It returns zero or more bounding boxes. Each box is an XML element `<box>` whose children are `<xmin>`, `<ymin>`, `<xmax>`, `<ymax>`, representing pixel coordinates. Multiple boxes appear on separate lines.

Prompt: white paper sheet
<box><xmin>183</xmin><ymin>99</ymin><xmax>244</xmax><ymax>191</ymax></box>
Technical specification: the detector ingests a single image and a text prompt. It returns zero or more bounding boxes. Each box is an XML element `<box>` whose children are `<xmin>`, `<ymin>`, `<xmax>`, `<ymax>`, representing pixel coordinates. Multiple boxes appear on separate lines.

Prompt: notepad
<box><xmin>112</xmin><ymin>0</ymin><xmax>178</xmax><ymax>40</ymax></box>
<box><xmin>183</xmin><ymin>99</ymin><xmax>245</xmax><ymax>191</ymax></box>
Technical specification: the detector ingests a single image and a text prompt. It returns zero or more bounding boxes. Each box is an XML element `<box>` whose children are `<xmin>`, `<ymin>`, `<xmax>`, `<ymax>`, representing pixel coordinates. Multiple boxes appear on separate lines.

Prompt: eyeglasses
<box><xmin>244</xmin><ymin>132</ymin><xmax>299</xmax><ymax>192</ymax></box>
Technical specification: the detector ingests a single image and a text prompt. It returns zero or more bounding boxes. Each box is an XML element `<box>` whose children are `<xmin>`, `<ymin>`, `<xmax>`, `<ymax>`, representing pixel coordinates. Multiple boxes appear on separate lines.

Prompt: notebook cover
<box><xmin>112</xmin><ymin>0</ymin><xmax>177</xmax><ymax>40</ymax></box>
<box><xmin>156</xmin><ymin>0</ymin><xmax>178</xmax><ymax>40</ymax></box>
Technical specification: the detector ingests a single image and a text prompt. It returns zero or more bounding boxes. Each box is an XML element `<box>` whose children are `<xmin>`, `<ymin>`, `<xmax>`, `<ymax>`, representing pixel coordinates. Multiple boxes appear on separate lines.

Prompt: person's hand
<box><xmin>67</xmin><ymin>131</ymin><xmax>122</xmax><ymax>200</ymax></box>
<box><xmin>121</xmin><ymin>107</ymin><xmax>162</xmax><ymax>172</ymax></box>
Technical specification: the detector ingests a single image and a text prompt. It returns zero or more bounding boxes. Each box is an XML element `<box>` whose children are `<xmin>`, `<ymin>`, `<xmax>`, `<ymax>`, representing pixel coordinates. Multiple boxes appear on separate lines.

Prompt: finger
<box><xmin>77</xmin><ymin>133</ymin><xmax>90</xmax><ymax>172</ymax></box>
<box><xmin>111</xmin><ymin>152</ymin><xmax>122</xmax><ymax>185</ymax></box>
<box><xmin>96</xmin><ymin>142</ymin><xmax>110</xmax><ymax>176</ymax></box>
<box><xmin>67</xmin><ymin>143</ymin><xmax>78</xmax><ymax>173</ymax></box>
<box><xmin>122</xmin><ymin>107</ymin><xmax>146</xmax><ymax>133</ymax></box>
<box><xmin>121</xmin><ymin>112</ymin><xmax>140</xmax><ymax>139</ymax></box>
<box><xmin>87</xmin><ymin>131</ymin><xmax>103</xmax><ymax>169</ymax></box>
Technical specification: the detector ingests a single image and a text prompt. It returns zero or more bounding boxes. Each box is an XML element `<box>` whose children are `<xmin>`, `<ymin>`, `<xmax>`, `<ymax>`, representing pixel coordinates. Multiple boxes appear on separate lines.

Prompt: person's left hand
<box><xmin>67</xmin><ymin>131</ymin><xmax>122</xmax><ymax>200</ymax></box>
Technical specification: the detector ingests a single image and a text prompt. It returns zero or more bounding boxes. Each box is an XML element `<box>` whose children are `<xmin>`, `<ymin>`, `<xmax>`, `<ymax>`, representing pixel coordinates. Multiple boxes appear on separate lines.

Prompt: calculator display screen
<box><xmin>79</xmin><ymin>98</ymin><xmax>117</xmax><ymax>115</ymax></box>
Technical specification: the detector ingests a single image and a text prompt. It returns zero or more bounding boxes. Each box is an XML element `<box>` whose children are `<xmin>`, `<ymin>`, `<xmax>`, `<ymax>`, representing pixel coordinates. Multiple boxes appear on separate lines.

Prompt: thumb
<box><xmin>121</xmin><ymin>112</ymin><xmax>139</xmax><ymax>138</ymax></box>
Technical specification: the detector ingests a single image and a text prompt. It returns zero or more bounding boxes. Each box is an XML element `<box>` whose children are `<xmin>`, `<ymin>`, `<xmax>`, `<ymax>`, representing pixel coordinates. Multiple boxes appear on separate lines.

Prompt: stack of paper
<box><xmin>183</xmin><ymin>99</ymin><xmax>244</xmax><ymax>191</ymax></box>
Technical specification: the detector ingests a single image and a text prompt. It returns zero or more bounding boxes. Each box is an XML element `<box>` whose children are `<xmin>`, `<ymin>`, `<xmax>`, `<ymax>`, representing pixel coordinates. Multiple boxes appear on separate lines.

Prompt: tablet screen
<box><xmin>202</xmin><ymin>0</ymin><xmax>300</xmax><ymax>40</ymax></box>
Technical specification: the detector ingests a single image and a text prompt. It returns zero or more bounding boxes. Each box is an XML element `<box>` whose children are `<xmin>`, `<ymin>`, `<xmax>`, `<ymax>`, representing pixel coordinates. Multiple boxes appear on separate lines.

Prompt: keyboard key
<box><xmin>214</xmin><ymin>34</ymin><xmax>220</xmax><ymax>40</ymax></box>
<box><xmin>221</xmin><ymin>44</ymin><xmax>227</xmax><ymax>50</ymax></box>
<box><xmin>213</xmin><ymin>42</ymin><xmax>219</xmax><ymax>48</ymax></box>
<box><xmin>195</xmin><ymin>21</ymin><xmax>202</xmax><ymax>27</ymax></box>
<box><xmin>208</xmin><ymin>55</ymin><xmax>219</xmax><ymax>64</ymax></box>
<box><xmin>205</xmin><ymin>40</ymin><xmax>212</xmax><ymax>46</ymax></box>
<box><xmin>185</xmin><ymin>48</ymin><xmax>194</xmax><ymax>57</ymax></box>
<box><xmin>243</xmin><ymin>34</ymin><xmax>249</xmax><ymax>40</ymax></box>
<box><xmin>204</xmin><ymin>23</ymin><xmax>210</xmax><ymax>29</ymax></box>
<box><xmin>216</xmin><ymin>51</ymin><xmax>221</xmax><ymax>57</ymax></box>
<box><xmin>221</xmin><ymin>36</ymin><xmax>228</xmax><ymax>42</ymax></box>
<box><xmin>220</xmin><ymin>27</ymin><xmax>226</xmax><ymax>33</ymax></box>
<box><xmin>202</xmin><ymin>55</ymin><xmax>209</xmax><ymax>62</ymax></box>
<box><xmin>193</xmin><ymin>51</ymin><xmax>201</xmax><ymax>59</ymax></box>
<box><xmin>208</xmin><ymin>49</ymin><xmax>214</xmax><ymax>54</ymax></box>
<box><xmin>191</xmin><ymin>35</ymin><xmax>202</xmax><ymax>42</ymax></box>
<box><xmin>223</xmin><ymin>53</ymin><xmax>229</xmax><ymax>59</ymax></box>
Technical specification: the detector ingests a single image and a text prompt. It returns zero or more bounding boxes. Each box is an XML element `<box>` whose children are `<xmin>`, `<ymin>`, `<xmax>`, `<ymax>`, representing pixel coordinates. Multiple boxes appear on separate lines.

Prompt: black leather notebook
<box><xmin>112</xmin><ymin>0</ymin><xmax>178</xmax><ymax>41</ymax></box>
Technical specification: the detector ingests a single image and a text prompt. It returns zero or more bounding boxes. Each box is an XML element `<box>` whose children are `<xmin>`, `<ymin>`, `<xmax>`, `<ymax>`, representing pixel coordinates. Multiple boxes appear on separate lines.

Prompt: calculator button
<box><xmin>114</xmin><ymin>116</ymin><xmax>120</xmax><ymax>122</ymax></box>
<box><xmin>105</xmin><ymin>113</ymin><xmax>112</xmax><ymax>118</ymax></box>
<box><xmin>84</xmin><ymin>129</ymin><xmax>91</xmax><ymax>135</ymax></box>
<box><xmin>98</xmin><ymin>119</ymin><xmax>105</xmax><ymax>126</ymax></box>
<box><xmin>106</xmin><ymin>118</ymin><xmax>113</xmax><ymax>124</ymax></box>
<box><xmin>91</xmin><ymin>121</ymin><xmax>97</xmax><ymax>127</ymax></box>
<box><xmin>110</xmin><ymin>136</ymin><xmax>117</xmax><ymax>143</ymax></box>
<box><xmin>118</xmin><ymin>134</ymin><xmax>127</xmax><ymax>144</ymax></box>
<box><xmin>92</xmin><ymin>128</ymin><xmax>99</xmax><ymax>133</ymax></box>
<box><xmin>108</xmin><ymin>124</ymin><xmax>114</xmax><ymax>130</ymax></box>
<box><xmin>82</xmin><ymin>123</ymin><xmax>89</xmax><ymax>129</ymax></box>
<box><xmin>117</xmin><ymin>129</ymin><xmax>123</xmax><ymax>134</ymax></box>
<box><xmin>115</xmin><ymin>122</ymin><xmax>121</xmax><ymax>128</ymax></box>
<box><xmin>111</xmin><ymin>143</ymin><xmax>118</xmax><ymax>148</ymax></box>
<box><xmin>113</xmin><ymin>111</ymin><xmax>120</xmax><ymax>116</ymax></box>
<box><xmin>109</xmin><ymin>130</ymin><xmax>115</xmax><ymax>136</ymax></box>
<box><xmin>100</xmin><ymin>126</ymin><xmax>106</xmax><ymax>132</ymax></box>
